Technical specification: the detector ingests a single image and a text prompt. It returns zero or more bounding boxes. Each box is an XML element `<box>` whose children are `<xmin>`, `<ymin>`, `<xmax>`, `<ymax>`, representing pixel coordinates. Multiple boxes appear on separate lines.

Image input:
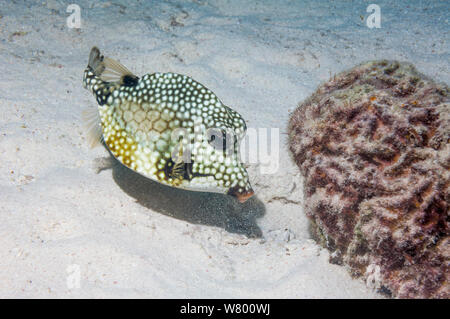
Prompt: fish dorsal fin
<box><xmin>100</xmin><ymin>57</ymin><xmax>137</xmax><ymax>83</ymax></box>
<box><xmin>82</xmin><ymin>107</ymin><xmax>103</xmax><ymax>148</ymax></box>
<box><xmin>87</xmin><ymin>46</ymin><xmax>138</xmax><ymax>84</ymax></box>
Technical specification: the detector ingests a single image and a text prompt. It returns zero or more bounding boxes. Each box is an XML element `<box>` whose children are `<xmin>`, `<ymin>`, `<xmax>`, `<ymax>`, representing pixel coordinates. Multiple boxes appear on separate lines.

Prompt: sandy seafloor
<box><xmin>0</xmin><ymin>0</ymin><xmax>448</xmax><ymax>298</ymax></box>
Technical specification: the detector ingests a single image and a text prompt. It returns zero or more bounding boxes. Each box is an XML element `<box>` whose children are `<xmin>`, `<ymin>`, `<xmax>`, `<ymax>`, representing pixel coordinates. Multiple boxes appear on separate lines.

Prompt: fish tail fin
<box><xmin>88</xmin><ymin>46</ymin><xmax>105</xmax><ymax>76</ymax></box>
<box><xmin>83</xmin><ymin>47</ymin><xmax>105</xmax><ymax>91</ymax></box>
<box><xmin>86</xmin><ymin>46</ymin><xmax>138</xmax><ymax>85</ymax></box>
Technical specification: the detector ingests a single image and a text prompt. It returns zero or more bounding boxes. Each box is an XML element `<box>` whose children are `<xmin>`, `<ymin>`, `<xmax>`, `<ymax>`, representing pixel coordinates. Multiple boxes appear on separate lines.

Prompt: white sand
<box><xmin>0</xmin><ymin>0</ymin><xmax>447</xmax><ymax>298</ymax></box>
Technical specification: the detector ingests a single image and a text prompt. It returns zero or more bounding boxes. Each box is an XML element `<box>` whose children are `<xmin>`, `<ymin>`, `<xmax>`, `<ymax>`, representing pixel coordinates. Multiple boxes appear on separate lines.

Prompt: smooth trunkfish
<box><xmin>83</xmin><ymin>47</ymin><xmax>254</xmax><ymax>202</ymax></box>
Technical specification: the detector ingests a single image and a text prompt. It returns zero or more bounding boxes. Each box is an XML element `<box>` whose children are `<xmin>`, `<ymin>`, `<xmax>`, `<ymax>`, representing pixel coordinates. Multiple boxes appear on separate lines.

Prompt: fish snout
<box><xmin>228</xmin><ymin>186</ymin><xmax>255</xmax><ymax>203</ymax></box>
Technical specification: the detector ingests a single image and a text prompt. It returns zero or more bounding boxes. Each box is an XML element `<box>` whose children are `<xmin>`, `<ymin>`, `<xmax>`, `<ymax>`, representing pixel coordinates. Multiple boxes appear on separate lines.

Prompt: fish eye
<box><xmin>207</xmin><ymin>128</ymin><xmax>224</xmax><ymax>149</ymax></box>
<box><xmin>207</xmin><ymin>128</ymin><xmax>235</xmax><ymax>154</ymax></box>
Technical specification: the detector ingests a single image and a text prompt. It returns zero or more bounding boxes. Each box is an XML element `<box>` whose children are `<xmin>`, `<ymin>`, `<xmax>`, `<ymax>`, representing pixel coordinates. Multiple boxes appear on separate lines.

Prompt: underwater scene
<box><xmin>0</xmin><ymin>0</ymin><xmax>448</xmax><ymax>300</ymax></box>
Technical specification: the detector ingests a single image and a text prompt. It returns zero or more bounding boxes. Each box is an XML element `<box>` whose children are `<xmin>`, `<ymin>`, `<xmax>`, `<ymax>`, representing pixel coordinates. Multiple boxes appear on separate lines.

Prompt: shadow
<box><xmin>96</xmin><ymin>154</ymin><xmax>266</xmax><ymax>238</ymax></box>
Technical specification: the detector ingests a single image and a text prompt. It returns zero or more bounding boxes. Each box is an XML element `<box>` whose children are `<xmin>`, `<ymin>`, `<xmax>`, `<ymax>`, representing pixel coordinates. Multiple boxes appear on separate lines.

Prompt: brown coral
<box><xmin>288</xmin><ymin>60</ymin><xmax>449</xmax><ymax>298</ymax></box>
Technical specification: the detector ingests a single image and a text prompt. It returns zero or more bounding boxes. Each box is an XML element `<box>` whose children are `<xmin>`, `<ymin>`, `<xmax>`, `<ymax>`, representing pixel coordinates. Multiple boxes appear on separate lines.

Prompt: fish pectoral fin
<box><xmin>169</xmin><ymin>141</ymin><xmax>186</xmax><ymax>179</ymax></box>
<box><xmin>82</xmin><ymin>107</ymin><xmax>103</xmax><ymax>148</ymax></box>
<box><xmin>88</xmin><ymin>46</ymin><xmax>137</xmax><ymax>84</ymax></box>
<box><xmin>170</xmin><ymin>160</ymin><xmax>185</xmax><ymax>179</ymax></box>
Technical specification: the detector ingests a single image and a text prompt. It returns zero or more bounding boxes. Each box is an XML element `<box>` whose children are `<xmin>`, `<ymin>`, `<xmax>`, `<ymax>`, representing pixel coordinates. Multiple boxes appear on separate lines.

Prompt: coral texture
<box><xmin>289</xmin><ymin>60</ymin><xmax>449</xmax><ymax>298</ymax></box>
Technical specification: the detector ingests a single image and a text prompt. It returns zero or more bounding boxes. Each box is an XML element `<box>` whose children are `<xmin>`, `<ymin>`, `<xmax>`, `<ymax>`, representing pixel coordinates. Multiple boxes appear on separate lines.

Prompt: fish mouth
<box><xmin>228</xmin><ymin>186</ymin><xmax>255</xmax><ymax>203</ymax></box>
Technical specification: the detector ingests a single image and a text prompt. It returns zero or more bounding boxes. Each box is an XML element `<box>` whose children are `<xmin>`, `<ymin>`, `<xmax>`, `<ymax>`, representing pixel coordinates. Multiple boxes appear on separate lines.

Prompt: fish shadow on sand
<box><xmin>97</xmin><ymin>155</ymin><xmax>266</xmax><ymax>238</ymax></box>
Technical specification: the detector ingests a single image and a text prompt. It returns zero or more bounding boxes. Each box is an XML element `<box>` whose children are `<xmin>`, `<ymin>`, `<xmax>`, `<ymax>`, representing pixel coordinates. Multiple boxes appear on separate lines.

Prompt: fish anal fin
<box><xmin>82</xmin><ymin>108</ymin><xmax>103</xmax><ymax>148</ymax></box>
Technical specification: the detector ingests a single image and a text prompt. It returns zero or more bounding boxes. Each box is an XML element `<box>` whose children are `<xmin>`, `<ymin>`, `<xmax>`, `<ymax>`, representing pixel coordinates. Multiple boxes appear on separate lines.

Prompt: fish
<box><xmin>82</xmin><ymin>47</ymin><xmax>254</xmax><ymax>203</ymax></box>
